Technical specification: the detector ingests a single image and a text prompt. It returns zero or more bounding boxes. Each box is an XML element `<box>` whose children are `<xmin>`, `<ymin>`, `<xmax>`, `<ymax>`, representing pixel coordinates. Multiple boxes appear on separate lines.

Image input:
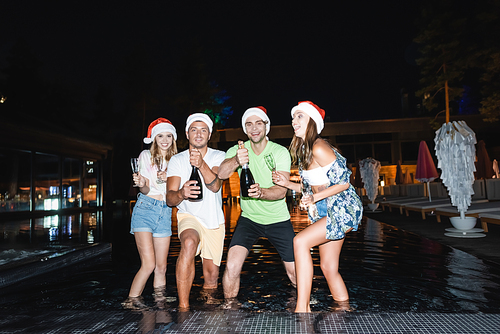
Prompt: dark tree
<box><xmin>414</xmin><ymin>0</ymin><xmax>500</xmax><ymax>123</ymax></box>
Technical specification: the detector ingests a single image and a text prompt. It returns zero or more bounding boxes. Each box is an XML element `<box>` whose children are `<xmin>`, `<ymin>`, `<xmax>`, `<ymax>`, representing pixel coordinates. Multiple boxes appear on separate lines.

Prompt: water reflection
<box><xmin>0</xmin><ymin>212</ymin><xmax>102</xmax><ymax>267</ymax></box>
<box><xmin>1</xmin><ymin>204</ymin><xmax>500</xmax><ymax>315</ymax></box>
<box><xmin>168</xmin><ymin>208</ymin><xmax>500</xmax><ymax>313</ymax></box>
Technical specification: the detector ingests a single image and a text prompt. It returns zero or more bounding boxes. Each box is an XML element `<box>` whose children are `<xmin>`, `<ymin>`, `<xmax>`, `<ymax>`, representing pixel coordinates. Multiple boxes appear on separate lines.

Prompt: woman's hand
<box><xmin>133</xmin><ymin>173</ymin><xmax>146</xmax><ymax>188</ymax></box>
<box><xmin>272</xmin><ymin>171</ymin><xmax>288</xmax><ymax>187</ymax></box>
<box><xmin>157</xmin><ymin>171</ymin><xmax>167</xmax><ymax>182</ymax></box>
<box><xmin>300</xmin><ymin>193</ymin><xmax>315</xmax><ymax>207</ymax></box>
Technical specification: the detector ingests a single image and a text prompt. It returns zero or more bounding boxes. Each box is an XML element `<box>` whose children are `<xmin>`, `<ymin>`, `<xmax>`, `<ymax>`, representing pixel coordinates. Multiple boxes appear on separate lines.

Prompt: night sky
<box><xmin>1</xmin><ymin>1</ymin><xmax>423</xmax><ymax>128</ymax></box>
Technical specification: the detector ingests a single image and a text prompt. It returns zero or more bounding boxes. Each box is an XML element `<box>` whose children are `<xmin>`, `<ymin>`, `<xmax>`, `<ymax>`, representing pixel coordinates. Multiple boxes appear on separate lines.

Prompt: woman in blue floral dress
<box><xmin>273</xmin><ymin>101</ymin><xmax>362</xmax><ymax>313</ymax></box>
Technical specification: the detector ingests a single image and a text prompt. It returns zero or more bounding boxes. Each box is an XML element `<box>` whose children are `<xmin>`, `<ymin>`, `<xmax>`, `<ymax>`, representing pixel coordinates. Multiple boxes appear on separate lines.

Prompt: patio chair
<box><xmin>486</xmin><ymin>179</ymin><xmax>500</xmax><ymax>201</ymax></box>
<box><xmin>479</xmin><ymin>210</ymin><xmax>500</xmax><ymax>232</ymax></box>
<box><xmin>434</xmin><ymin>201</ymin><xmax>500</xmax><ymax>224</ymax></box>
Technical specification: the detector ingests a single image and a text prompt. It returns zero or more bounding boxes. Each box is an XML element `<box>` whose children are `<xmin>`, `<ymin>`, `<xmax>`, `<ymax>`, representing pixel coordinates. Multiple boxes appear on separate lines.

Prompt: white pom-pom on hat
<box><xmin>143</xmin><ymin>118</ymin><xmax>177</xmax><ymax>144</ymax></box>
<box><xmin>241</xmin><ymin>106</ymin><xmax>270</xmax><ymax>135</ymax></box>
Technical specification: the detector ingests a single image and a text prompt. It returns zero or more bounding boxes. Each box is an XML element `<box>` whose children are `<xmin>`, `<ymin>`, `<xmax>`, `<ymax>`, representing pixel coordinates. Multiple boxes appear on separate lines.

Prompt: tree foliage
<box><xmin>414</xmin><ymin>0</ymin><xmax>500</xmax><ymax>122</ymax></box>
<box><xmin>167</xmin><ymin>42</ymin><xmax>233</xmax><ymax>148</ymax></box>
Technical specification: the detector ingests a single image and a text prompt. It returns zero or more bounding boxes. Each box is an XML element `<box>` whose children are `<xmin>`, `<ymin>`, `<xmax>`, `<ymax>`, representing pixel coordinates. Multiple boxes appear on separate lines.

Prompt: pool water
<box><xmin>1</xmin><ymin>203</ymin><xmax>499</xmax><ymax>315</ymax></box>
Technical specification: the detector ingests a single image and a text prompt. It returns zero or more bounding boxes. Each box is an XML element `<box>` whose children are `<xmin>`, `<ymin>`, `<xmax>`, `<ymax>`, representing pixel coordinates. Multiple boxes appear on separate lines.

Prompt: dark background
<box><xmin>0</xmin><ymin>1</ymin><xmax>426</xmax><ymax>199</ymax></box>
<box><xmin>0</xmin><ymin>1</ymin><xmax>422</xmax><ymax>128</ymax></box>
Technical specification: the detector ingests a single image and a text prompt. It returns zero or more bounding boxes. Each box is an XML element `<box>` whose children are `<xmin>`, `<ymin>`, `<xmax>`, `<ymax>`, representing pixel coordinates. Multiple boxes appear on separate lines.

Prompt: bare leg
<box><xmin>198</xmin><ymin>258</ymin><xmax>220</xmax><ymax>304</ymax></box>
<box><xmin>176</xmin><ymin>229</ymin><xmax>200</xmax><ymax>310</ymax></box>
<box><xmin>129</xmin><ymin>232</ymin><xmax>156</xmax><ymax>297</ymax></box>
<box><xmin>293</xmin><ymin>217</ymin><xmax>330</xmax><ymax>313</ymax></box>
<box><xmin>202</xmin><ymin>258</ymin><xmax>219</xmax><ymax>289</ymax></box>
<box><xmin>222</xmin><ymin>245</ymin><xmax>249</xmax><ymax>299</ymax></box>
<box><xmin>319</xmin><ymin>238</ymin><xmax>348</xmax><ymax>301</ymax></box>
<box><xmin>152</xmin><ymin>236</ymin><xmax>171</xmax><ymax>308</ymax></box>
<box><xmin>152</xmin><ymin>236</ymin><xmax>171</xmax><ymax>288</ymax></box>
<box><xmin>283</xmin><ymin>261</ymin><xmax>297</xmax><ymax>287</ymax></box>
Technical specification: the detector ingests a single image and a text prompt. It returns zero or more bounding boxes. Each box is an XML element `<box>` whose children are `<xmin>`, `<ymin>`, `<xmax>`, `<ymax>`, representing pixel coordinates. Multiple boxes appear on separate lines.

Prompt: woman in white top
<box><xmin>273</xmin><ymin>101</ymin><xmax>362</xmax><ymax>313</ymax></box>
<box><xmin>122</xmin><ymin>118</ymin><xmax>178</xmax><ymax>310</ymax></box>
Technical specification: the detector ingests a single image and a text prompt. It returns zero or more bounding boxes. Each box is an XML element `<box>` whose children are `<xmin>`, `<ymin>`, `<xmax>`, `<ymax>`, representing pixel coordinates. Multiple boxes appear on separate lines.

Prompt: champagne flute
<box><xmin>300</xmin><ymin>189</ymin><xmax>319</xmax><ymax>219</ymax></box>
<box><xmin>264</xmin><ymin>153</ymin><xmax>276</xmax><ymax>172</ymax></box>
<box><xmin>131</xmin><ymin>158</ymin><xmax>140</xmax><ymax>187</ymax></box>
<box><xmin>154</xmin><ymin>157</ymin><xmax>165</xmax><ymax>184</ymax></box>
<box><xmin>299</xmin><ymin>189</ymin><xmax>311</xmax><ymax>211</ymax></box>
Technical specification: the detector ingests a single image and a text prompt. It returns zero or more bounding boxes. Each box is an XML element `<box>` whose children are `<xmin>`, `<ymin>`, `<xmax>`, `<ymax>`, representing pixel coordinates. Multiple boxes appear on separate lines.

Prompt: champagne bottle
<box><xmin>239</xmin><ymin>142</ymin><xmax>255</xmax><ymax>197</ymax></box>
<box><xmin>189</xmin><ymin>165</ymin><xmax>203</xmax><ymax>200</ymax></box>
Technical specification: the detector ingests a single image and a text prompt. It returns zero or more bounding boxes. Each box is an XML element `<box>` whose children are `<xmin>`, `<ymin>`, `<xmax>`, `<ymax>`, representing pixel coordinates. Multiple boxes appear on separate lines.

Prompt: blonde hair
<box><xmin>149</xmin><ymin>137</ymin><xmax>177</xmax><ymax>165</ymax></box>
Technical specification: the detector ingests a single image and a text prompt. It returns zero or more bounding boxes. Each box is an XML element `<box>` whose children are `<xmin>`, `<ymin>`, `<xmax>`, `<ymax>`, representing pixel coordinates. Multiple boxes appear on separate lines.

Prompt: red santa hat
<box><xmin>241</xmin><ymin>106</ymin><xmax>270</xmax><ymax>135</ymax></box>
<box><xmin>291</xmin><ymin>101</ymin><xmax>325</xmax><ymax>134</ymax></box>
<box><xmin>143</xmin><ymin>118</ymin><xmax>177</xmax><ymax>144</ymax></box>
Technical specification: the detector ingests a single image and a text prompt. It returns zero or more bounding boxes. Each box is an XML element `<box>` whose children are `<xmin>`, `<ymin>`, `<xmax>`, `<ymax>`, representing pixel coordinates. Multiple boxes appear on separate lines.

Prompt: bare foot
<box><xmin>122</xmin><ymin>296</ymin><xmax>150</xmax><ymax>311</ymax></box>
<box><xmin>221</xmin><ymin>297</ymin><xmax>241</xmax><ymax>310</ymax></box>
<box><xmin>330</xmin><ymin>299</ymin><xmax>351</xmax><ymax>312</ymax></box>
<box><xmin>294</xmin><ymin>305</ymin><xmax>311</xmax><ymax>313</ymax></box>
<box><xmin>198</xmin><ymin>288</ymin><xmax>222</xmax><ymax>305</ymax></box>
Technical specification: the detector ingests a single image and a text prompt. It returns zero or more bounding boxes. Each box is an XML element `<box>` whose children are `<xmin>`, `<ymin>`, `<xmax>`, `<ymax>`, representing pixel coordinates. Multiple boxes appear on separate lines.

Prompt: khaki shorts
<box><xmin>177</xmin><ymin>212</ymin><xmax>225</xmax><ymax>266</ymax></box>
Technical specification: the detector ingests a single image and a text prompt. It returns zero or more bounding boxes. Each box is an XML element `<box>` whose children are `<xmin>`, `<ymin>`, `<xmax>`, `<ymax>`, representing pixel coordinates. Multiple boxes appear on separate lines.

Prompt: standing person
<box><xmin>218</xmin><ymin>106</ymin><xmax>296</xmax><ymax>308</ymax></box>
<box><xmin>123</xmin><ymin>118</ymin><xmax>178</xmax><ymax>310</ymax></box>
<box><xmin>166</xmin><ymin>113</ymin><xmax>226</xmax><ymax>311</ymax></box>
<box><xmin>273</xmin><ymin>101</ymin><xmax>362</xmax><ymax>313</ymax></box>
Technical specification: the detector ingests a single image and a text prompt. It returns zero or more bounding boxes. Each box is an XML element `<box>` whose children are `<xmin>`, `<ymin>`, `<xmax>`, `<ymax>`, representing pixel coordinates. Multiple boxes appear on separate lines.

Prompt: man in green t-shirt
<box><xmin>218</xmin><ymin>106</ymin><xmax>296</xmax><ymax>307</ymax></box>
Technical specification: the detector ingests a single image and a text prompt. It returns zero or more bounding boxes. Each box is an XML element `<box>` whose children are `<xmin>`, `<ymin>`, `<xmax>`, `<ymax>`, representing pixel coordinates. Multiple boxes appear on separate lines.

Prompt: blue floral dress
<box><xmin>300</xmin><ymin>150</ymin><xmax>363</xmax><ymax>240</ymax></box>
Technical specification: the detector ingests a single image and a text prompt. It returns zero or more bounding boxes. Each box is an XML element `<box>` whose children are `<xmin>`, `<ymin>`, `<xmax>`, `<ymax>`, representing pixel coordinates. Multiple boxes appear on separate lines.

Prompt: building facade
<box><xmin>214</xmin><ymin>114</ymin><xmax>499</xmax><ymax>187</ymax></box>
<box><xmin>0</xmin><ymin>121</ymin><xmax>111</xmax><ymax>218</ymax></box>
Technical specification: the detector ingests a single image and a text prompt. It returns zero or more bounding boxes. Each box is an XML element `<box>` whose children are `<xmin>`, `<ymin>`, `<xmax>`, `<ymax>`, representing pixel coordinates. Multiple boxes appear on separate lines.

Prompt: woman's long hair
<box><xmin>290</xmin><ymin>119</ymin><xmax>319</xmax><ymax>170</ymax></box>
<box><xmin>290</xmin><ymin>118</ymin><xmax>336</xmax><ymax>169</ymax></box>
<box><xmin>149</xmin><ymin>137</ymin><xmax>177</xmax><ymax>166</ymax></box>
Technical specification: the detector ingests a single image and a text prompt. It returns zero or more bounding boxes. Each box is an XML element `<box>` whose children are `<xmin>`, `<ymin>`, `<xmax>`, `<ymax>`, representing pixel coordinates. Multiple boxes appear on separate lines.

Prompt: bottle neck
<box><xmin>242</xmin><ymin>163</ymin><xmax>249</xmax><ymax>169</ymax></box>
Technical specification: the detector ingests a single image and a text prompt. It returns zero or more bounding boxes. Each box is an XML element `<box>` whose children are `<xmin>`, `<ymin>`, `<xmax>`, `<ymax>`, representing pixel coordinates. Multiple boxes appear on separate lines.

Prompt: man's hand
<box><xmin>181</xmin><ymin>180</ymin><xmax>202</xmax><ymax>199</ymax></box>
<box><xmin>247</xmin><ymin>183</ymin><xmax>262</xmax><ymax>199</ymax></box>
<box><xmin>190</xmin><ymin>148</ymin><xmax>204</xmax><ymax>168</ymax></box>
<box><xmin>235</xmin><ymin>140</ymin><xmax>249</xmax><ymax>166</ymax></box>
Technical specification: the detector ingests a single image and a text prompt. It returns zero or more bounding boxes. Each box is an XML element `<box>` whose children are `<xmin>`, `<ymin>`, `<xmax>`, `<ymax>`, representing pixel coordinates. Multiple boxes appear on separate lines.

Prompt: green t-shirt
<box><xmin>226</xmin><ymin>140</ymin><xmax>291</xmax><ymax>225</ymax></box>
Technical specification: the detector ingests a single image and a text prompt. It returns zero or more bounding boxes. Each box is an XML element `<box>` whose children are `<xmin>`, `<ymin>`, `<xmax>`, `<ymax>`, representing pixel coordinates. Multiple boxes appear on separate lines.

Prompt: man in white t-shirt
<box><xmin>166</xmin><ymin>113</ymin><xmax>226</xmax><ymax>311</ymax></box>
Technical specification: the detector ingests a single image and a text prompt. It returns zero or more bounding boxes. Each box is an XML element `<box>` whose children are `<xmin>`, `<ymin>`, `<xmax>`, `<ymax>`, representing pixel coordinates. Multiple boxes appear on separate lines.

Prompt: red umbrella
<box><xmin>475</xmin><ymin>140</ymin><xmax>494</xmax><ymax>179</ymax></box>
<box><xmin>415</xmin><ymin>141</ymin><xmax>439</xmax><ymax>201</ymax></box>
<box><xmin>395</xmin><ymin>160</ymin><xmax>404</xmax><ymax>185</ymax></box>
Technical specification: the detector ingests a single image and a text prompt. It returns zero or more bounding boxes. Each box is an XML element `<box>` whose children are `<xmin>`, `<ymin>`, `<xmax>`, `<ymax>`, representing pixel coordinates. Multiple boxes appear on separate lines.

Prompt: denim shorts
<box><xmin>130</xmin><ymin>193</ymin><xmax>172</xmax><ymax>238</ymax></box>
<box><xmin>316</xmin><ymin>198</ymin><xmax>327</xmax><ymax>218</ymax></box>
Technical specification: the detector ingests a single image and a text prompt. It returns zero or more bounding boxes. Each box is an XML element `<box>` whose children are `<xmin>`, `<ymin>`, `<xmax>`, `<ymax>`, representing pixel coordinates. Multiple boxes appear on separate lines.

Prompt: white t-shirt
<box><xmin>138</xmin><ymin>150</ymin><xmax>166</xmax><ymax>200</ymax></box>
<box><xmin>166</xmin><ymin>148</ymin><xmax>225</xmax><ymax>229</ymax></box>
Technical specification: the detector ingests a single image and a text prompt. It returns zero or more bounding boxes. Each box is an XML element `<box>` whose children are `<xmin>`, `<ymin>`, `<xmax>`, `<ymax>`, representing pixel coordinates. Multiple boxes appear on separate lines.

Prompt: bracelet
<box><xmin>205</xmin><ymin>175</ymin><xmax>219</xmax><ymax>187</ymax></box>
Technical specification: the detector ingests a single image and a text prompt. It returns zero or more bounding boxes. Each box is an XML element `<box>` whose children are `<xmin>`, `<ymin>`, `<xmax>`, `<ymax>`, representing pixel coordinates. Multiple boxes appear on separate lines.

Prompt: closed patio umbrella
<box><xmin>434</xmin><ymin>121</ymin><xmax>476</xmax><ymax>219</ymax></box>
<box><xmin>354</xmin><ymin>159</ymin><xmax>364</xmax><ymax>189</ymax></box>
<box><xmin>475</xmin><ymin>140</ymin><xmax>494</xmax><ymax>179</ymax></box>
<box><xmin>415</xmin><ymin>141</ymin><xmax>439</xmax><ymax>202</ymax></box>
<box><xmin>403</xmin><ymin>168</ymin><xmax>412</xmax><ymax>184</ymax></box>
<box><xmin>395</xmin><ymin>160</ymin><xmax>404</xmax><ymax>185</ymax></box>
<box><xmin>359</xmin><ymin>158</ymin><xmax>381</xmax><ymax>204</ymax></box>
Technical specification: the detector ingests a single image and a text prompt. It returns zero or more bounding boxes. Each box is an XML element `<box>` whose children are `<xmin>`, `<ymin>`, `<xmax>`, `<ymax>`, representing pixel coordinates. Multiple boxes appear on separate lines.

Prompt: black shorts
<box><xmin>229</xmin><ymin>216</ymin><xmax>295</xmax><ymax>262</ymax></box>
